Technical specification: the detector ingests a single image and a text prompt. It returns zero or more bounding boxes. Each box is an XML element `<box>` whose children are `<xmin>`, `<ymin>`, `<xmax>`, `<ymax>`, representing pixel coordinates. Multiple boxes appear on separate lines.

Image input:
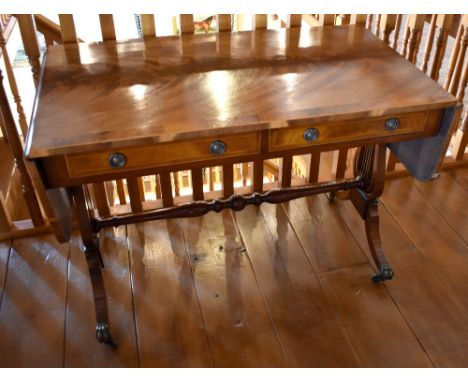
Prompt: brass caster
<box><xmin>371</xmin><ymin>265</ymin><xmax>394</xmax><ymax>283</ymax></box>
<box><xmin>96</xmin><ymin>322</ymin><xmax>119</xmax><ymax>348</ymax></box>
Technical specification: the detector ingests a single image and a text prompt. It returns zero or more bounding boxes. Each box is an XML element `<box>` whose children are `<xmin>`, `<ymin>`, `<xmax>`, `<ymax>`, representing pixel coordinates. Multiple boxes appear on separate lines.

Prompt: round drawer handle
<box><xmin>209</xmin><ymin>140</ymin><xmax>226</xmax><ymax>155</ymax></box>
<box><xmin>108</xmin><ymin>152</ymin><xmax>127</xmax><ymax>168</ymax></box>
<box><xmin>385</xmin><ymin>118</ymin><xmax>400</xmax><ymax>131</ymax></box>
<box><xmin>303</xmin><ymin>128</ymin><xmax>319</xmax><ymax>142</ymax></box>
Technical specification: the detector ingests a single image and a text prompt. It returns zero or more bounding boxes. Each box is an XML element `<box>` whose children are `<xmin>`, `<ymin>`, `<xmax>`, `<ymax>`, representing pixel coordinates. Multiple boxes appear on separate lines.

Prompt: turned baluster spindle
<box><xmin>420</xmin><ymin>14</ymin><xmax>437</xmax><ymax>73</ymax></box>
<box><xmin>0</xmin><ymin>69</ymin><xmax>45</xmax><ymax>226</ymax></box>
<box><xmin>448</xmin><ymin>21</ymin><xmax>468</xmax><ymax>96</ymax></box>
<box><xmin>428</xmin><ymin>15</ymin><xmax>453</xmax><ymax>82</ymax></box>
<box><xmin>444</xmin><ymin>22</ymin><xmax>463</xmax><ymax>89</ymax></box>
<box><xmin>0</xmin><ymin>24</ymin><xmax>28</xmax><ymax>137</ymax></box>
<box><xmin>374</xmin><ymin>14</ymin><xmax>382</xmax><ymax>36</ymax></box>
<box><xmin>455</xmin><ymin>57</ymin><xmax>468</xmax><ymax>101</ymax></box>
<box><xmin>391</xmin><ymin>14</ymin><xmax>402</xmax><ymax>50</ymax></box>
<box><xmin>380</xmin><ymin>14</ymin><xmax>397</xmax><ymax>45</ymax></box>
<box><xmin>405</xmin><ymin>15</ymin><xmax>425</xmax><ymax>64</ymax></box>
<box><xmin>401</xmin><ymin>17</ymin><xmax>411</xmax><ymax>57</ymax></box>
<box><xmin>366</xmin><ymin>14</ymin><xmax>373</xmax><ymax>30</ymax></box>
<box><xmin>455</xmin><ymin>112</ymin><xmax>468</xmax><ymax>160</ymax></box>
<box><xmin>15</xmin><ymin>14</ymin><xmax>41</xmax><ymax>87</ymax></box>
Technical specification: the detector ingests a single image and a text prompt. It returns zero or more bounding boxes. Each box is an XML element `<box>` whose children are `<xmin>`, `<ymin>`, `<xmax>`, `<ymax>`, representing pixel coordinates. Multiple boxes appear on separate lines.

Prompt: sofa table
<box><xmin>25</xmin><ymin>25</ymin><xmax>460</xmax><ymax>347</ymax></box>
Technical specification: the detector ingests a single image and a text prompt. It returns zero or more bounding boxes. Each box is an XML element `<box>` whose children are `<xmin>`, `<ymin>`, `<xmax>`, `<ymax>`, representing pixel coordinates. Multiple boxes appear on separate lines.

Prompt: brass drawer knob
<box><xmin>108</xmin><ymin>152</ymin><xmax>127</xmax><ymax>168</ymax></box>
<box><xmin>303</xmin><ymin>128</ymin><xmax>319</xmax><ymax>142</ymax></box>
<box><xmin>209</xmin><ymin>140</ymin><xmax>226</xmax><ymax>155</ymax></box>
<box><xmin>385</xmin><ymin>118</ymin><xmax>400</xmax><ymax>131</ymax></box>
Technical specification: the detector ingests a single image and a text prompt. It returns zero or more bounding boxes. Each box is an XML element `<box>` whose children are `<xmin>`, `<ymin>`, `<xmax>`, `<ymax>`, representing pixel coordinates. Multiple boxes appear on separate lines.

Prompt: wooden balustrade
<box><xmin>0</xmin><ymin>23</ymin><xmax>29</xmax><ymax>137</ymax></box>
<box><xmin>0</xmin><ymin>68</ymin><xmax>46</xmax><ymax>229</ymax></box>
<box><xmin>0</xmin><ymin>13</ymin><xmax>468</xmax><ymax>239</ymax></box>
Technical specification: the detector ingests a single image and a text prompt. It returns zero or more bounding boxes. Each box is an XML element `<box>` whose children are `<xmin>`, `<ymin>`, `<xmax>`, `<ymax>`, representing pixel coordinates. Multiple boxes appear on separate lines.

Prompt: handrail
<box><xmin>32</xmin><ymin>14</ymin><xmax>84</xmax><ymax>45</ymax></box>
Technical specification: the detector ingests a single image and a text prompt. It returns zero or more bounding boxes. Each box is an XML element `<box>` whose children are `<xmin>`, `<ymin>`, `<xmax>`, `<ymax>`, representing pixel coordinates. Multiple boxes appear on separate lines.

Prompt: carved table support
<box><xmin>71</xmin><ymin>185</ymin><xmax>118</xmax><ymax>348</ymax></box>
<box><xmin>349</xmin><ymin>144</ymin><xmax>394</xmax><ymax>282</ymax></box>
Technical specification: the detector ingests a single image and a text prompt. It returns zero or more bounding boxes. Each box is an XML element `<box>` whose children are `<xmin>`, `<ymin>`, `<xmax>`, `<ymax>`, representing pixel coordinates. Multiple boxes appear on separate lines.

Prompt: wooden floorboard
<box><xmin>414</xmin><ymin>173</ymin><xmax>468</xmax><ymax>244</ymax></box>
<box><xmin>127</xmin><ymin>220</ymin><xmax>213</xmax><ymax>367</ymax></box>
<box><xmin>63</xmin><ymin>229</ymin><xmax>139</xmax><ymax>367</ymax></box>
<box><xmin>180</xmin><ymin>210</ymin><xmax>287</xmax><ymax>367</ymax></box>
<box><xmin>280</xmin><ymin>195</ymin><xmax>368</xmax><ymax>273</ymax></box>
<box><xmin>334</xmin><ymin>199</ymin><xmax>468</xmax><ymax>367</ymax></box>
<box><xmin>0</xmin><ymin>235</ymin><xmax>69</xmax><ymax>367</ymax></box>
<box><xmin>1</xmin><ymin>172</ymin><xmax>468</xmax><ymax>367</ymax></box>
<box><xmin>234</xmin><ymin>203</ymin><xmax>360</xmax><ymax>367</ymax></box>
<box><xmin>449</xmin><ymin>168</ymin><xmax>468</xmax><ymax>191</ymax></box>
<box><xmin>283</xmin><ymin>195</ymin><xmax>431</xmax><ymax>367</ymax></box>
<box><xmin>381</xmin><ymin>177</ymin><xmax>468</xmax><ymax>314</ymax></box>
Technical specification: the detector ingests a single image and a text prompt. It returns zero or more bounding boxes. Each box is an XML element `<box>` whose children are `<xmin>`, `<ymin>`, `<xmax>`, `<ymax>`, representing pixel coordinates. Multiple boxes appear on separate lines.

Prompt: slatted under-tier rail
<box><xmin>0</xmin><ymin>13</ymin><xmax>467</xmax><ymax>239</ymax></box>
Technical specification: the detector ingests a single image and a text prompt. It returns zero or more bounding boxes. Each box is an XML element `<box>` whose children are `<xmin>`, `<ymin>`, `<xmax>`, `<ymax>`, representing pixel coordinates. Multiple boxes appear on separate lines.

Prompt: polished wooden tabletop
<box><xmin>26</xmin><ymin>25</ymin><xmax>457</xmax><ymax>158</ymax></box>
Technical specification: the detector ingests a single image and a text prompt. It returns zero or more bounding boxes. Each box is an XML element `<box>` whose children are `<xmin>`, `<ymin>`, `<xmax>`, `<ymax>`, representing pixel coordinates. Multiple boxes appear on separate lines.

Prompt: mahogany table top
<box><xmin>26</xmin><ymin>25</ymin><xmax>457</xmax><ymax>158</ymax></box>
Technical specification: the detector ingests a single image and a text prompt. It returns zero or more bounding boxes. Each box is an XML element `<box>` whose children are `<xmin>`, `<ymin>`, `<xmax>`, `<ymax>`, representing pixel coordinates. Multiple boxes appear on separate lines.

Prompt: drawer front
<box><xmin>66</xmin><ymin>132</ymin><xmax>260</xmax><ymax>178</ymax></box>
<box><xmin>269</xmin><ymin>111</ymin><xmax>433</xmax><ymax>152</ymax></box>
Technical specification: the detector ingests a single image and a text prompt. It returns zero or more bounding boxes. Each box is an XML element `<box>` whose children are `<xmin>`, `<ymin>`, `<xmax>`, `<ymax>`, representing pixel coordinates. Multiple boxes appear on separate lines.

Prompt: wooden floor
<box><xmin>1</xmin><ymin>169</ymin><xmax>468</xmax><ymax>367</ymax></box>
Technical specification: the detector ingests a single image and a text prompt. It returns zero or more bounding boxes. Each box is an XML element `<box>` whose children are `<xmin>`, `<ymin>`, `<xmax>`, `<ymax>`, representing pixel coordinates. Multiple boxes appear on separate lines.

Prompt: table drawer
<box><xmin>269</xmin><ymin>111</ymin><xmax>434</xmax><ymax>152</ymax></box>
<box><xmin>65</xmin><ymin>132</ymin><xmax>260</xmax><ymax>178</ymax></box>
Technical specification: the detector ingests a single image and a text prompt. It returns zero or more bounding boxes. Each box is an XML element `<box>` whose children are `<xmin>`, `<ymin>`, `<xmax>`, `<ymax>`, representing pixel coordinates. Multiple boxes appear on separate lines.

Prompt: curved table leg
<box><xmin>351</xmin><ymin>145</ymin><xmax>394</xmax><ymax>282</ymax></box>
<box><xmin>365</xmin><ymin>200</ymin><xmax>394</xmax><ymax>282</ymax></box>
<box><xmin>72</xmin><ymin>186</ymin><xmax>118</xmax><ymax>348</ymax></box>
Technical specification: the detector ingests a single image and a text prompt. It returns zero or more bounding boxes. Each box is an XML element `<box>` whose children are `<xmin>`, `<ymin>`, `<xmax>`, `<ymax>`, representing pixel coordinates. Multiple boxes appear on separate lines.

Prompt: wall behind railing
<box><xmin>0</xmin><ymin>13</ymin><xmax>467</xmax><ymax>241</ymax></box>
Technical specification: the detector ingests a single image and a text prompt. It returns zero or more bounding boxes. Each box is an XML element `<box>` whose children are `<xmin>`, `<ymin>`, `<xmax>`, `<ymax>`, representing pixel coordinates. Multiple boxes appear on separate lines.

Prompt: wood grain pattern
<box><xmin>282</xmin><ymin>195</ymin><xmax>367</xmax><ymax>272</ymax></box>
<box><xmin>0</xmin><ymin>235</ymin><xmax>69</xmax><ymax>367</ymax></box>
<box><xmin>2</xmin><ymin>173</ymin><xmax>468</xmax><ymax>366</ymax></box>
<box><xmin>268</xmin><ymin>111</ymin><xmax>433</xmax><ymax>152</ymax></box>
<box><xmin>179</xmin><ymin>211</ymin><xmax>287</xmax><ymax>366</ymax></box>
<box><xmin>413</xmin><ymin>172</ymin><xmax>468</xmax><ymax>244</ymax></box>
<box><xmin>381</xmin><ymin>178</ymin><xmax>468</xmax><ymax>311</ymax></box>
<box><xmin>319</xmin><ymin>265</ymin><xmax>431</xmax><ymax>367</ymax></box>
<box><xmin>234</xmin><ymin>203</ymin><xmax>359</xmax><ymax>366</ymax></box>
<box><xmin>127</xmin><ymin>221</ymin><xmax>212</xmax><ymax>367</ymax></box>
<box><xmin>26</xmin><ymin>26</ymin><xmax>457</xmax><ymax>159</ymax></box>
<box><xmin>335</xmin><ymin>196</ymin><xmax>468</xmax><ymax>367</ymax></box>
<box><xmin>65</xmin><ymin>132</ymin><xmax>260</xmax><ymax>178</ymax></box>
